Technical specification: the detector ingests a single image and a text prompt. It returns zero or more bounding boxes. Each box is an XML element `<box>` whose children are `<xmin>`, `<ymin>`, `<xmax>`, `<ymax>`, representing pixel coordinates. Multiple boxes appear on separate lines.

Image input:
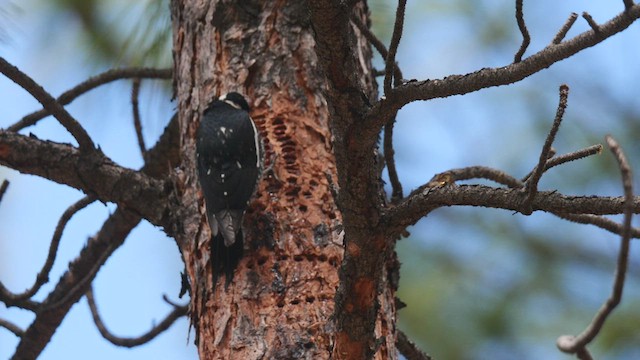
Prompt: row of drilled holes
<box><xmin>276</xmin><ymin>293</ymin><xmax>332</xmax><ymax>308</ymax></box>
<box><xmin>254</xmin><ymin>253</ymin><xmax>338</xmax><ymax>267</ymax></box>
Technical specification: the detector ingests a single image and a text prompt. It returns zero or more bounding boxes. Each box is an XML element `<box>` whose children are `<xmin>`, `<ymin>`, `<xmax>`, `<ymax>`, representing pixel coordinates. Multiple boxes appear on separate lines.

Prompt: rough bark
<box><xmin>308</xmin><ymin>2</ymin><xmax>396</xmax><ymax>358</ymax></box>
<box><xmin>169</xmin><ymin>1</ymin><xmax>375</xmax><ymax>358</ymax></box>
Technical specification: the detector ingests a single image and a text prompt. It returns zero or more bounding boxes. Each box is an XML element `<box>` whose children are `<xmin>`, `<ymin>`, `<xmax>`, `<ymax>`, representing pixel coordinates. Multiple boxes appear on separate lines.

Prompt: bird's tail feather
<box><xmin>211</xmin><ymin>230</ymin><xmax>244</xmax><ymax>290</ymax></box>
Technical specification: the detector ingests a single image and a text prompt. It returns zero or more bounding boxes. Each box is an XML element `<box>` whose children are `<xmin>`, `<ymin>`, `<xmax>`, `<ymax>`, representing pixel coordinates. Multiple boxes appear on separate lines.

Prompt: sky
<box><xmin>1</xmin><ymin>1</ymin><xmax>640</xmax><ymax>359</ymax></box>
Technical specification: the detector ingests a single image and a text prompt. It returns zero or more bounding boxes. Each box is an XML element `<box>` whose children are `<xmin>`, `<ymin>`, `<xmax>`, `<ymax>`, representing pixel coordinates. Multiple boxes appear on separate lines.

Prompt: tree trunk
<box><xmin>170</xmin><ymin>1</ymin><xmax>393</xmax><ymax>359</ymax></box>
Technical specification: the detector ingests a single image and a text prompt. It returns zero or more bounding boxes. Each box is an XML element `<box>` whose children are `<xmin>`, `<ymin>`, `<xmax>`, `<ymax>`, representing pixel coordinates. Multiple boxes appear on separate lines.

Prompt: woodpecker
<box><xmin>196</xmin><ymin>92</ymin><xmax>262</xmax><ymax>287</ymax></box>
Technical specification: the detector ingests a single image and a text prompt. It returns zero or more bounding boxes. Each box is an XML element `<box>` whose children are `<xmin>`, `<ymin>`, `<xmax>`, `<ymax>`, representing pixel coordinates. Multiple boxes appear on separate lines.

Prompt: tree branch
<box><xmin>0</xmin><ymin>179</ymin><xmax>8</xmax><ymax>203</ymax></box>
<box><xmin>0</xmin><ymin>57</ymin><xmax>95</xmax><ymax>152</ymax></box>
<box><xmin>86</xmin><ymin>287</ymin><xmax>187</xmax><ymax>348</ymax></box>
<box><xmin>0</xmin><ymin>196</ymin><xmax>96</xmax><ymax>307</ymax></box>
<box><xmin>427</xmin><ymin>166</ymin><xmax>523</xmax><ymax>189</ymax></box>
<box><xmin>384</xmin><ymin>185</ymin><xmax>640</xmax><ymax>235</ymax></box>
<box><xmin>0</xmin><ymin>131</ymin><xmax>170</xmax><ymax>228</ymax></box>
<box><xmin>553</xmin><ymin>212</ymin><xmax>640</xmax><ymax>239</ymax></box>
<box><xmin>385</xmin><ymin>118</ymin><xmax>403</xmax><ymax>202</ymax></box>
<box><xmin>582</xmin><ymin>12</ymin><xmax>601</xmax><ymax>33</ymax></box>
<box><xmin>552</xmin><ymin>13</ymin><xmax>579</xmax><ymax>45</ymax></box>
<box><xmin>7</xmin><ymin>67</ymin><xmax>172</xmax><ymax>132</ymax></box>
<box><xmin>522</xmin><ymin>144</ymin><xmax>603</xmax><ymax>182</ymax></box>
<box><xmin>397</xmin><ymin>330</ymin><xmax>432</xmax><ymax>360</ymax></box>
<box><xmin>624</xmin><ymin>0</ymin><xmax>635</xmax><ymax>10</ymax></box>
<box><xmin>131</xmin><ymin>78</ymin><xmax>147</xmax><ymax>157</ymax></box>
<box><xmin>557</xmin><ymin>136</ymin><xmax>634</xmax><ymax>356</ymax></box>
<box><xmin>12</xmin><ymin>208</ymin><xmax>141</xmax><ymax>359</ymax></box>
<box><xmin>368</xmin><ymin>5</ymin><xmax>640</xmax><ymax>132</ymax></box>
<box><xmin>0</xmin><ymin>319</ymin><xmax>23</xmax><ymax>337</ymax></box>
<box><xmin>514</xmin><ymin>0</ymin><xmax>530</xmax><ymax>63</ymax></box>
<box><xmin>383</xmin><ymin>0</ymin><xmax>407</xmax><ymax>95</ymax></box>
<box><xmin>349</xmin><ymin>14</ymin><xmax>403</xmax><ymax>82</ymax></box>
<box><xmin>10</xmin><ymin>112</ymin><xmax>180</xmax><ymax>359</ymax></box>
<box><xmin>523</xmin><ymin>84</ymin><xmax>569</xmax><ymax>213</ymax></box>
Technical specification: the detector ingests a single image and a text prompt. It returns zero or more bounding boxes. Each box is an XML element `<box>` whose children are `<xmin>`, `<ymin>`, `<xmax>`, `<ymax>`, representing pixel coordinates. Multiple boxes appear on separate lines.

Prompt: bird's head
<box><xmin>219</xmin><ymin>92</ymin><xmax>250</xmax><ymax>112</ymax></box>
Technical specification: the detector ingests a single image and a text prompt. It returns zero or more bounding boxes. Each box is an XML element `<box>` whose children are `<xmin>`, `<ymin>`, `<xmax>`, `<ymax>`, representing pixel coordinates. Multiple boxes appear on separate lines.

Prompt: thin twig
<box><xmin>0</xmin><ymin>197</ymin><xmax>96</xmax><ymax>305</ymax></box>
<box><xmin>524</xmin><ymin>84</ymin><xmax>569</xmax><ymax>213</ymax></box>
<box><xmin>521</xmin><ymin>144</ymin><xmax>603</xmax><ymax>182</ymax></box>
<box><xmin>131</xmin><ymin>78</ymin><xmax>147</xmax><ymax>157</ymax></box>
<box><xmin>0</xmin><ymin>179</ymin><xmax>9</xmax><ymax>204</ymax></box>
<box><xmin>576</xmin><ymin>348</ymin><xmax>594</xmax><ymax>360</ymax></box>
<box><xmin>397</xmin><ymin>330</ymin><xmax>432</xmax><ymax>360</ymax></box>
<box><xmin>429</xmin><ymin>166</ymin><xmax>523</xmax><ymax>189</ymax></box>
<box><xmin>384</xmin><ymin>0</ymin><xmax>407</xmax><ymax>95</ymax></box>
<box><xmin>8</xmin><ymin>67</ymin><xmax>172</xmax><ymax>132</ymax></box>
<box><xmin>0</xmin><ymin>318</ymin><xmax>24</xmax><ymax>337</ymax></box>
<box><xmin>86</xmin><ymin>287</ymin><xmax>188</xmax><ymax>348</ymax></box>
<box><xmin>40</xmin><ymin>239</ymin><xmax>114</xmax><ymax>311</ymax></box>
<box><xmin>552</xmin><ymin>13</ymin><xmax>579</xmax><ymax>44</ymax></box>
<box><xmin>350</xmin><ymin>14</ymin><xmax>403</xmax><ymax>83</ymax></box>
<box><xmin>554</xmin><ymin>212</ymin><xmax>640</xmax><ymax>239</ymax></box>
<box><xmin>545</xmin><ymin>145</ymin><xmax>602</xmax><ymax>171</ymax></box>
<box><xmin>582</xmin><ymin>12</ymin><xmax>601</xmax><ymax>33</ymax></box>
<box><xmin>556</xmin><ymin>135</ymin><xmax>633</xmax><ymax>355</ymax></box>
<box><xmin>514</xmin><ymin>0</ymin><xmax>531</xmax><ymax>62</ymax></box>
<box><xmin>384</xmin><ymin>119</ymin><xmax>403</xmax><ymax>202</ymax></box>
<box><xmin>0</xmin><ymin>56</ymin><xmax>95</xmax><ymax>151</ymax></box>
<box><xmin>521</xmin><ymin>147</ymin><xmax>556</xmax><ymax>182</ymax></box>
<box><xmin>624</xmin><ymin>0</ymin><xmax>635</xmax><ymax>11</ymax></box>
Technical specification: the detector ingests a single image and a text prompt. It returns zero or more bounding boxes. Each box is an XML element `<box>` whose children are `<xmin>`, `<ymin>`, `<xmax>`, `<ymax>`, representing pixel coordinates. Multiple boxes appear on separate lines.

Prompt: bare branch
<box><xmin>0</xmin><ymin>318</ymin><xmax>24</xmax><ymax>337</ymax></box>
<box><xmin>369</xmin><ymin>5</ymin><xmax>640</xmax><ymax>131</ymax></box>
<box><xmin>40</xmin><ymin>238</ymin><xmax>116</xmax><ymax>312</ymax></box>
<box><xmin>624</xmin><ymin>0</ymin><xmax>635</xmax><ymax>10</ymax></box>
<box><xmin>384</xmin><ymin>0</ymin><xmax>407</xmax><ymax>94</ymax></box>
<box><xmin>131</xmin><ymin>78</ymin><xmax>147</xmax><ymax>157</ymax></box>
<box><xmin>350</xmin><ymin>14</ymin><xmax>403</xmax><ymax>83</ymax></box>
<box><xmin>428</xmin><ymin>166</ymin><xmax>524</xmax><ymax>189</ymax></box>
<box><xmin>397</xmin><ymin>330</ymin><xmax>432</xmax><ymax>360</ymax></box>
<box><xmin>576</xmin><ymin>348</ymin><xmax>594</xmax><ymax>360</ymax></box>
<box><xmin>86</xmin><ymin>287</ymin><xmax>187</xmax><ymax>348</ymax></box>
<box><xmin>0</xmin><ymin>57</ymin><xmax>95</xmax><ymax>152</ymax></box>
<box><xmin>384</xmin><ymin>119</ymin><xmax>403</xmax><ymax>202</ymax></box>
<box><xmin>582</xmin><ymin>12</ymin><xmax>601</xmax><ymax>33</ymax></box>
<box><xmin>0</xmin><ymin>130</ymin><xmax>169</xmax><ymax>227</ymax></box>
<box><xmin>553</xmin><ymin>212</ymin><xmax>640</xmax><ymax>239</ymax></box>
<box><xmin>552</xmin><ymin>13</ymin><xmax>579</xmax><ymax>44</ymax></box>
<box><xmin>384</xmin><ymin>185</ymin><xmax>640</xmax><ymax>236</ymax></box>
<box><xmin>0</xmin><ymin>196</ymin><xmax>96</xmax><ymax>306</ymax></box>
<box><xmin>522</xmin><ymin>144</ymin><xmax>603</xmax><ymax>182</ymax></box>
<box><xmin>523</xmin><ymin>85</ymin><xmax>569</xmax><ymax>213</ymax></box>
<box><xmin>8</xmin><ymin>67</ymin><xmax>172</xmax><ymax>132</ymax></box>
<box><xmin>0</xmin><ymin>179</ymin><xmax>8</xmax><ymax>204</ymax></box>
<box><xmin>514</xmin><ymin>0</ymin><xmax>530</xmax><ymax>63</ymax></box>
<box><xmin>12</xmin><ymin>209</ymin><xmax>141</xmax><ymax>359</ymax></box>
<box><xmin>11</xmin><ymin>112</ymin><xmax>179</xmax><ymax>359</ymax></box>
<box><xmin>556</xmin><ymin>136</ymin><xmax>634</xmax><ymax>356</ymax></box>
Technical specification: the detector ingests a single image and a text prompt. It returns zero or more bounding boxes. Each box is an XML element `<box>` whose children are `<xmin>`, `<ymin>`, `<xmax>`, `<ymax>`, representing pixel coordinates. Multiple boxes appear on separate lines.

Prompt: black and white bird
<box><xmin>196</xmin><ymin>92</ymin><xmax>262</xmax><ymax>287</ymax></box>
